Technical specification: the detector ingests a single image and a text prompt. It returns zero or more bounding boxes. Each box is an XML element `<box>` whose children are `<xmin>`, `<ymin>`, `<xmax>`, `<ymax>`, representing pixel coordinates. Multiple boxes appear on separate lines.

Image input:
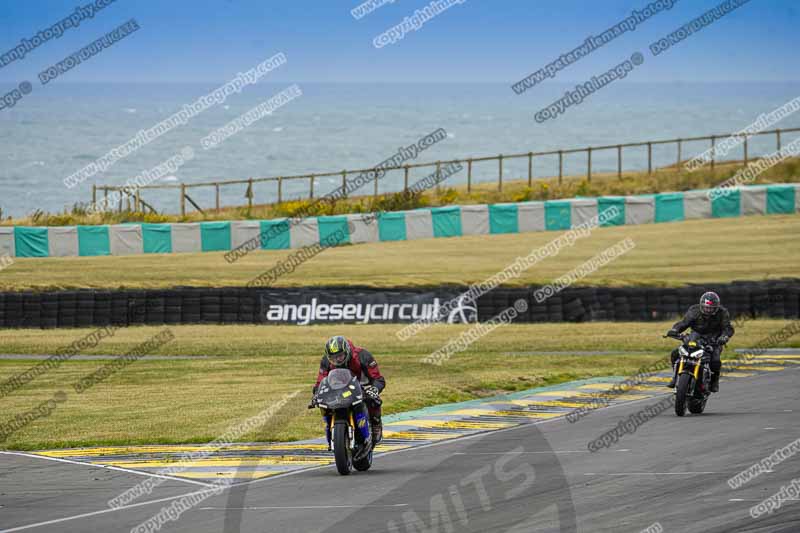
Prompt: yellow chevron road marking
<box><xmin>385</xmin><ymin>419</ymin><xmax>513</xmax><ymax>430</ymax></box>
<box><xmin>728</xmin><ymin>365</ymin><xmax>785</xmax><ymax>372</ymax></box>
<box><xmin>97</xmin><ymin>456</ymin><xmax>333</xmax><ymax>468</ymax></box>
<box><xmin>382</xmin><ymin>431</ymin><xmax>460</xmax><ymax>441</ymax></box>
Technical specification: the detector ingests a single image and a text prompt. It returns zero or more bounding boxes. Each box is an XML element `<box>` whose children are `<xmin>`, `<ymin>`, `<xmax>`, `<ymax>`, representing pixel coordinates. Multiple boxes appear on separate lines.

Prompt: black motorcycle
<box><xmin>665</xmin><ymin>332</ymin><xmax>714</xmax><ymax>416</ymax></box>
<box><xmin>310</xmin><ymin>368</ymin><xmax>378</xmax><ymax>475</ymax></box>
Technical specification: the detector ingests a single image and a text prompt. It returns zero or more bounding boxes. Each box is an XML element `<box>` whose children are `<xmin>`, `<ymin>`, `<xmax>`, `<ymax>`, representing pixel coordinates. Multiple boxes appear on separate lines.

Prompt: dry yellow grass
<box><xmin>0</xmin><ymin>213</ymin><xmax>797</xmax><ymax>291</ymax></box>
<box><xmin>0</xmin><ymin>320</ymin><xmax>795</xmax><ymax>449</ymax></box>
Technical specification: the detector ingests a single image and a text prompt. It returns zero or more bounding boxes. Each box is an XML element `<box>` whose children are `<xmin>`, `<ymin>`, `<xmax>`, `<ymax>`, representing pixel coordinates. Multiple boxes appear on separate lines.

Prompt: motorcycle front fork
<box><xmin>323</xmin><ymin>407</ymin><xmax>371</xmax><ymax>449</ymax></box>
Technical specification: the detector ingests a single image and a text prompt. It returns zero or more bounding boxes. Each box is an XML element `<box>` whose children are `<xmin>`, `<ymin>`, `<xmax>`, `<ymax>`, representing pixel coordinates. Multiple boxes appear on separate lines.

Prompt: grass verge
<box><xmin>0</xmin><ymin>320</ymin><xmax>796</xmax><ymax>449</ymax></box>
<box><xmin>1</xmin><ymin>214</ymin><xmax>797</xmax><ymax>291</ymax></box>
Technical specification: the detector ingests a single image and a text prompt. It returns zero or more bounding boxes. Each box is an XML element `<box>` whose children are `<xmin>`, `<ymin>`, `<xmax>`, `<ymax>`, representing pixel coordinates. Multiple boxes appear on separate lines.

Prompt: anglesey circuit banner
<box><xmin>258</xmin><ymin>289</ymin><xmax>479</xmax><ymax>325</ymax></box>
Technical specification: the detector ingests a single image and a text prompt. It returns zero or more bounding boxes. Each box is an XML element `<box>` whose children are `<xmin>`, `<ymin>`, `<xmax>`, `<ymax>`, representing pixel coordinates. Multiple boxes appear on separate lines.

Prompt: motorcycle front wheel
<box><xmin>333</xmin><ymin>420</ymin><xmax>352</xmax><ymax>475</ymax></box>
<box><xmin>675</xmin><ymin>374</ymin><xmax>691</xmax><ymax>416</ymax></box>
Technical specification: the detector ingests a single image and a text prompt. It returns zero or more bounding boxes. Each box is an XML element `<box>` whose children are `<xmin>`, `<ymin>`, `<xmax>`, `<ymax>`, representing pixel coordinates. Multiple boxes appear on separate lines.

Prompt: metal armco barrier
<box><xmin>0</xmin><ymin>279</ymin><xmax>797</xmax><ymax>329</ymax></box>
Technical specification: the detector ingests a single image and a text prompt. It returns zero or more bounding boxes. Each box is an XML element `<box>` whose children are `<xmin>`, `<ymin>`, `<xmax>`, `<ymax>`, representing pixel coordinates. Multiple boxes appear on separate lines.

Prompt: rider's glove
<box><xmin>307</xmin><ymin>396</ymin><xmax>318</xmax><ymax>409</ymax></box>
<box><xmin>363</xmin><ymin>385</ymin><xmax>380</xmax><ymax>400</ymax></box>
<box><xmin>667</xmin><ymin>329</ymin><xmax>679</xmax><ymax>338</ymax></box>
<box><xmin>717</xmin><ymin>335</ymin><xmax>730</xmax><ymax>345</ymax></box>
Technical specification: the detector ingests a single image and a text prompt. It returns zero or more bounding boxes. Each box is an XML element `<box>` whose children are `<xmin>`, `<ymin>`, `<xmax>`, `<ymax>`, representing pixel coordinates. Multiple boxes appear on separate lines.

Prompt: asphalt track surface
<box><xmin>2</xmin><ymin>367</ymin><xmax>799</xmax><ymax>533</ymax></box>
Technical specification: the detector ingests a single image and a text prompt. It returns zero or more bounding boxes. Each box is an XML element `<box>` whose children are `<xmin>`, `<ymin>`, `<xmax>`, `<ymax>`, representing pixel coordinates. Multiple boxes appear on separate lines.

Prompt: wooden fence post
<box><xmin>135</xmin><ymin>189</ymin><xmax>141</xmax><ymax>212</ymax></box>
<box><xmin>278</xmin><ymin>177</ymin><xmax>283</xmax><ymax>204</ymax></box>
<box><xmin>467</xmin><ymin>159</ymin><xmax>472</xmax><ymax>192</ymax></box>
<box><xmin>310</xmin><ymin>175</ymin><xmax>315</xmax><ymax>199</ymax></box>
<box><xmin>215</xmin><ymin>184</ymin><xmax>220</xmax><ymax>211</ymax></box>
<box><xmin>587</xmin><ymin>147</ymin><xmax>592</xmax><ymax>182</ymax></box>
<box><xmin>403</xmin><ymin>166</ymin><xmax>409</xmax><ymax>192</ymax></box>
<box><xmin>558</xmin><ymin>150</ymin><xmax>563</xmax><ymax>184</ymax></box>
<box><xmin>248</xmin><ymin>178</ymin><xmax>254</xmax><ymax>208</ymax></box>
<box><xmin>677</xmin><ymin>139</ymin><xmax>682</xmax><ymax>169</ymax></box>
<box><xmin>647</xmin><ymin>142</ymin><xmax>652</xmax><ymax>175</ymax></box>
<box><xmin>527</xmin><ymin>152</ymin><xmax>533</xmax><ymax>187</ymax></box>
<box><xmin>777</xmin><ymin>129</ymin><xmax>782</xmax><ymax>151</ymax></box>
<box><xmin>92</xmin><ymin>184</ymin><xmax>97</xmax><ymax>206</ymax></box>
<box><xmin>180</xmin><ymin>184</ymin><xmax>186</xmax><ymax>216</ymax></box>
<box><xmin>617</xmin><ymin>145</ymin><xmax>622</xmax><ymax>178</ymax></box>
<box><xmin>342</xmin><ymin>171</ymin><xmax>347</xmax><ymax>198</ymax></box>
<box><xmin>710</xmin><ymin>136</ymin><xmax>716</xmax><ymax>171</ymax></box>
<box><xmin>498</xmin><ymin>155</ymin><xmax>503</xmax><ymax>192</ymax></box>
<box><xmin>743</xmin><ymin>136</ymin><xmax>748</xmax><ymax>166</ymax></box>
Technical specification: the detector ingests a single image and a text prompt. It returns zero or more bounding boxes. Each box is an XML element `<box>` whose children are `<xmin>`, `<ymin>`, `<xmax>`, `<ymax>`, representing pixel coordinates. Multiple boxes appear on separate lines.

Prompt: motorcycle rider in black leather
<box><xmin>666</xmin><ymin>291</ymin><xmax>734</xmax><ymax>392</ymax></box>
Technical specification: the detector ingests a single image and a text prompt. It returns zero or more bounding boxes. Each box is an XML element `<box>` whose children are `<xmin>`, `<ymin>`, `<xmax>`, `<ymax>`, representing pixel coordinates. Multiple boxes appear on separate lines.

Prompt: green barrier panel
<box><xmin>14</xmin><ymin>227</ymin><xmax>49</xmax><ymax>257</ymax></box>
<box><xmin>597</xmin><ymin>197</ymin><xmax>626</xmax><ymax>226</ymax></box>
<box><xmin>260</xmin><ymin>219</ymin><xmax>290</xmax><ymax>250</ymax></box>
<box><xmin>489</xmin><ymin>204</ymin><xmax>519</xmax><ymax>234</ymax></box>
<box><xmin>378</xmin><ymin>211</ymin><xmax>407</xmax><ymax>241</ymax></box>
<box><xmin>766</xmin><ymin>185</ymin><xmax>796</xmax><ymax>214</ymax></box>
<box><xmin>655</xmin><ymin>192</ymin><xmax>685</xmax><ymax>223</ymax></box>
<box><xmin>711</xmin><ymin>189</ymin><xmax>740</xmax><ymax>218</ymax></box>
<box><xmin>200</xmin><ymin>222</ymin><xmax>232</xmax><ymax>252</ymax></box>
<box><xmin>431</xmin><ymin>206</ymin><xmax>462</xmax><ymax>238</ymax></box>
<box><xmin>78</xmin><ymin>226</ymin><xmax>110</xmax><ymax>256</ymax></box>
<box><xmin>318</xmin><ymin>216</ymin><xmax>351</xmax><ymax>247</ymax></box>
<box><xmin>544</xmin><ymin>201</ymin><xmax>571</xmax><ymax>231</ymax></box>
<box><xmin>142</xmin><ymin>224</ymin><xmax>172</xmax><ymax>254</ymax></box>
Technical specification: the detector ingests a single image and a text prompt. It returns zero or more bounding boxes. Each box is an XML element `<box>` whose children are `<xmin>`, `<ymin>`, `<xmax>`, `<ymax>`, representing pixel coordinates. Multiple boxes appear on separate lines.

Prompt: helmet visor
<box><xmin>701</xmin><ymin>300</ymin><xmax>717</xmax><ymax>315</ymax></box>
<box><xmin>328</xmin><ymin>351</ymin><xmax>348</xmax><ymax>366</ymax></box>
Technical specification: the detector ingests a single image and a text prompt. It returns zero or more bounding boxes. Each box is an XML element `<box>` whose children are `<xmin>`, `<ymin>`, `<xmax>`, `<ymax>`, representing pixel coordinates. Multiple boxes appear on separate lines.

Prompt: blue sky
<box><xmin>0</xmin><ymin>0</ymin><xmax>797</xmax><ymax>84</ymax></box>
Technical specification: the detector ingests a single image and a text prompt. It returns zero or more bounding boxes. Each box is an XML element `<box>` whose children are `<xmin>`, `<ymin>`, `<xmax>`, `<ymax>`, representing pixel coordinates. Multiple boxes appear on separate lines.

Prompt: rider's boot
<box><xmin>710</xmin><ymin>373</ymin><xmax>719</xmax><ymax>392</ymax></box>
<box><xmin>370</xmin><ymin>415</ymin><xmax>382</xmax><ymax>448</ymax></box>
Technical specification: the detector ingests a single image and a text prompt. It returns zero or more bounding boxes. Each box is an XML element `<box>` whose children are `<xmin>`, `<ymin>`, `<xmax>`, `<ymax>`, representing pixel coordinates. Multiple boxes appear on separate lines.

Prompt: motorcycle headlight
<box><xmin>690</xmin><ymin>349</ymin><xmax>704</xmax><ymax>358</ymax></box>
<box><xmin>678</xmin><ymin>346</ymin><xmax>688</xmax><ymax>356</ymax></box>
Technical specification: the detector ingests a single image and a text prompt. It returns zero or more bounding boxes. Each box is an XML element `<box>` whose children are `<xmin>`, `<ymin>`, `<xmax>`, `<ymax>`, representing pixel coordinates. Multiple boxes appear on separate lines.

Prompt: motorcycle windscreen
<box><xmin>325</xmin><ymin>368</ymin><xmax>354</xmax><ymax>390</ymax></box>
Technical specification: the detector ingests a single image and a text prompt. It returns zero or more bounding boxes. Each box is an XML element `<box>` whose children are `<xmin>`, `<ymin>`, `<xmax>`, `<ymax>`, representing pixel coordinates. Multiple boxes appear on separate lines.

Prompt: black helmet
<box><xmin>700</xmin><ymin>291</ymin><xmax>720</xmax><ymax>316</ymax></box>
<box><xmin>324</xmin><ymin>335</ymin><xmax>352</xmax><ymax>368</ymax></box>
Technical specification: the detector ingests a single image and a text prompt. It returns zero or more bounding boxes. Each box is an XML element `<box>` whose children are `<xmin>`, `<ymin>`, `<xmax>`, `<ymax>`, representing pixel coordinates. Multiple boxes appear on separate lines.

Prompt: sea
<box><xmin>1</xmin><ymin>81</ymin><xmax>799</xmax><ymax>219</ymax></box>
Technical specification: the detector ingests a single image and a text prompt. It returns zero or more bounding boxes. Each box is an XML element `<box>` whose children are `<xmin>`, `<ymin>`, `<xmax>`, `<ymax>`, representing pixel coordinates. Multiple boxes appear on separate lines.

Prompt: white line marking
<box><xmin>199</xmin><ymin>504</ymin><xmax>409</xmax><ymax>510</ymax></box>
<box><xmin>729</xmin><ymin>498</ymin><xmax>800</xmax><ymax>502</ymax></box>
<box><xmin>0</xmin><ymin>451</ymin><xmax>213</xmax><ymax>487</ymax></box>
<box><xmin>454</xmin><ymin>451</ymin><xmax>589</xmax><ymax>455</ymax></box>
<box><xmin>0</xmin><ymin>488</ymin><xmax>218</xmax><ymax>533</ymax></box>
<box><xmin>763</xmin><ymin>427</ymin><xmax>776</xmax><ymax>430</ymax></box>
<box><xmin>585</xmin><ymin>472</ymin><xmax>726</xmax><ymax>476</ymax></box>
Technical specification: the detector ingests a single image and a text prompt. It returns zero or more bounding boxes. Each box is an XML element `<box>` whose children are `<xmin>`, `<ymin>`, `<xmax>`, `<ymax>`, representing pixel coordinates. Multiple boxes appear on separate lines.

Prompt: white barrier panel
<box><xmin>346</xmin><ymin>214</ymin><xmax>379</xmax><ymax>244</ymax></box>
<box><xmin>624</xmin><ymin>196</ymin><xmax>655</xmax><ymax>225</ymax></box>
<box><xmin>290</xmin><ymin>218</ymin><xmax>319</xmax><ymax>248</ymax></box>
<box><xmin>740</xmin><ymin>186</ymin><xmax>767</xmax><ymax>216</ymax></box>
<box><xmin>517</xmin><ymin>202</ymin><xmax>545</xmax><ymax>233</ymax></box>
<box><xmin>570</xmin><ymin>199</ymin><xmax>598</xmax><ymax>228</ymax></box>
<box><xmin>109</xmin><ymin>225</ymin><xmax>143</xmax><ymax>256</ymax></box>
<box><xmin>231</xmin><ymin>220</ymin><xmax>261</xmax><ymax>250</ymax></box>
<box><xmin>47</xmin><ymin>227</ymin><xmax>79</xmax><ymax>257</ymax></box>
<box><xmin>460</xmin><ymin>205</ymin><xmax>490</xmax><ymax>236</ymax></box>
<box><xmin>171</xmin><ymin>223</ymin><xmax>202</xmax><ymax>254</ymax></box>
<box><xmin>684</xmin><ymin>190</ymin><xmax>713</xmax><ymax>219</ymax></box>
<box><xmin>0</xmin><ymin>227</ymin><xmax>14</xmax><ymax>257</ymax></box>
<box><xmin>404</xmin><ymin>209</ymin><xmax>434</xmax><ymax>240</ymax></box>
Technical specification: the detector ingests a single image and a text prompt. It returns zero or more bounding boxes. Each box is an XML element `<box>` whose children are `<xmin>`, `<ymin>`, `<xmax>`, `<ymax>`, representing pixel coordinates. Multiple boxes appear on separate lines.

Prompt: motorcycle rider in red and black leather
<box><xmin>312</xmin><ymin>335</ymin><xmax>385</xmax><ymax>445</ymax></box>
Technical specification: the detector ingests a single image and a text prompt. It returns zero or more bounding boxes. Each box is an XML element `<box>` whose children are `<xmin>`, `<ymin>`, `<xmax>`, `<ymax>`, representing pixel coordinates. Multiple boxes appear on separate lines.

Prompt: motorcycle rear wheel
<box><xmin>675</xmin><ymin>374</ymin><xmax>691</xmax><ymax>417</ymax></box>
<box><xmin>688</xmin><ymin>396</ymin><xmax>707</xmax><ymax>414</ymax></box>
<box><xmin>333</xmin><ymin>420</ymin><xmax>352</xmax><ymax>475</ymax></box>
